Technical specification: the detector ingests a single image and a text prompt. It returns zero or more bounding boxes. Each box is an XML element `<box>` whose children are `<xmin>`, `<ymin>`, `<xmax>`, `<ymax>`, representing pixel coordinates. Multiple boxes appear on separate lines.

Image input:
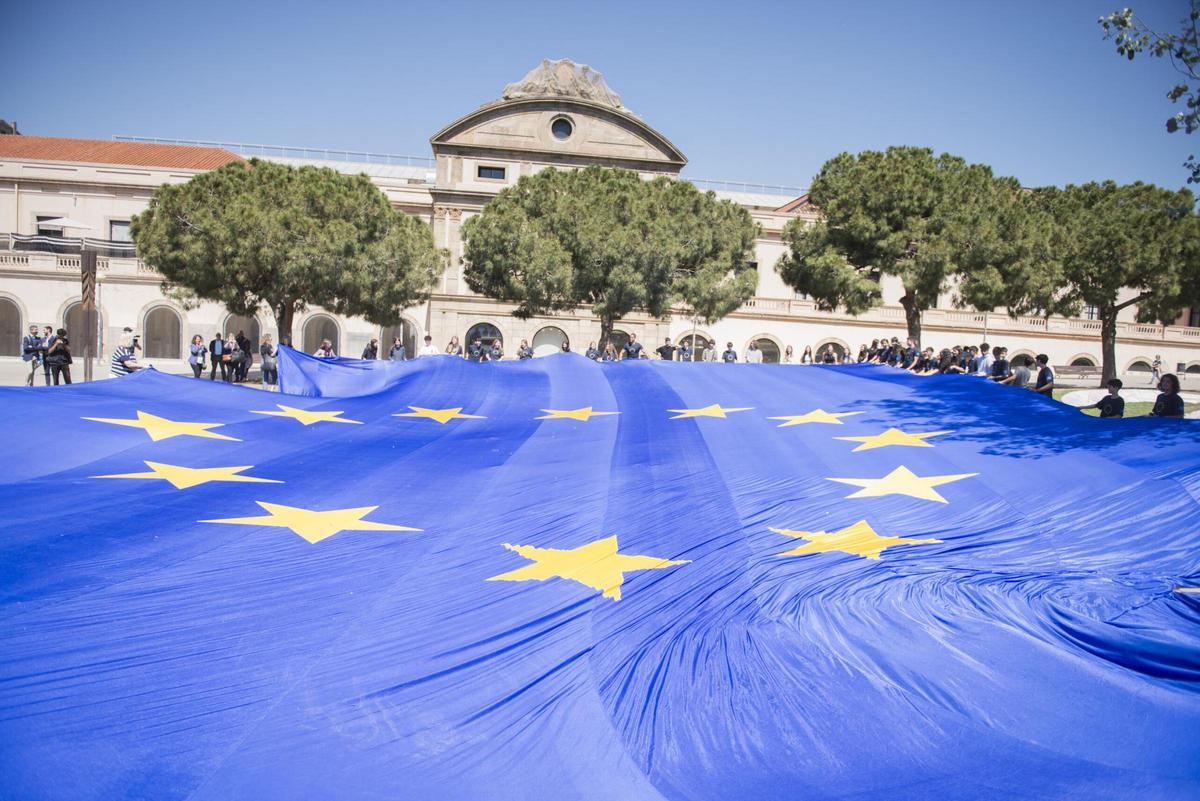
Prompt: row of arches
<box><xmin>3</xmin><ymin>297</ymin><xmax>1198</xmax><ymax>374</ymax></box>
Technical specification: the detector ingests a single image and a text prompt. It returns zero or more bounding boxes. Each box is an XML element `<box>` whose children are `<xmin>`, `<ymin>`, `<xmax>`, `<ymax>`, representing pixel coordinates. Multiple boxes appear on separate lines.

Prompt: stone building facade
<box><xmin>1</xmin><ymin>59</ymin><xmax>1198</xmax><ymax>377</ymax></box>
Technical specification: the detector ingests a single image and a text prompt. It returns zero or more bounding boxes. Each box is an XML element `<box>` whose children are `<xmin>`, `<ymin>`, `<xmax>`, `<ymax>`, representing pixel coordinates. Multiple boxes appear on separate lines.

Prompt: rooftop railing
<box><xmin>113</xmin><ymin>136</ymin><xmax>437</xmax><ymax>168</ymax></box>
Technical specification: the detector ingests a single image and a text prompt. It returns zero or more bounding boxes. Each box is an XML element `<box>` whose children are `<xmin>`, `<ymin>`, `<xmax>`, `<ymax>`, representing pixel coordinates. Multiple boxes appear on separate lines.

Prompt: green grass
<box><xmin>1051</xmin><ymin>389</ymin><xmax>1199</xmax><ymax>417</ymax></box>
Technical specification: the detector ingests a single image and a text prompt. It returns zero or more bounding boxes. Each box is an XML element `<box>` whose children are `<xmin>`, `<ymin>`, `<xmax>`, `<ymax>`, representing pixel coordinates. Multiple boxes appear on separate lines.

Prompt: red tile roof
<box><xmin>0</xmin><ymin>135</ymin><xmax>244</xmax><ymax>170</ymax></box>
<box><xmin>775</xmin><ymin>193</ymin><xmax>814</xmax><ymax>214</ymax></box>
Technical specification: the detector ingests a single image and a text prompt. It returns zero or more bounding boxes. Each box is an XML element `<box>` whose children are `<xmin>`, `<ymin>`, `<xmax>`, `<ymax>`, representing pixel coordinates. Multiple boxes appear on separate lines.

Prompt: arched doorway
<box><xmin>303</xmin><ymin>314</ymin><xmax>339</xmax><ymax>355</ymax></box>
<box><xmin>380</xmin><ymin>319</ymin><xmax>418</xmax><ymax>360</ymax></box>
<box><xmin>753</xmin><ymin>338</ymin><xmax>781</xmax><ymax>364</ymax></box>
<box><xmin>532</xmin><ymin>326</ymin><xmax>568</xmax><ymax>357</ymax></box>
<box><xmin>465</xmin><ymin>322</ymin><xmax>502</xmax><ymax>349</ymax></box>
<box><xmin>222</xmin><ymin>314</ymin><xmax>261</xmax><ymax>350</ymax></box>
<box><xmin>143</xmin><ymin>306</ymin><xmax>182</xmax><ymax>359</ymax></box>
<box><xmin>609</xmin><ymin>330</ymin><xmax>631</xmax><ymax>353</ymax></box>
<box><xmin>62</xmin><ymin>302</ymin><xmax>104</xmax><ymax>351</ymax></box>
<box><xmin>0</xmin><ymin>297</ymin><xmax>20</xmax><ymax>356</ymax></box>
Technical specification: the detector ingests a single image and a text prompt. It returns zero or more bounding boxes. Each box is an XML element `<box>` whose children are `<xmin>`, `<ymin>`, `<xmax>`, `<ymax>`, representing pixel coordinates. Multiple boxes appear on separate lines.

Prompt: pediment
<box><xmin>431</xmin><ymin>98</ymin><xmax>686</xmax><ymax>168</ymax></box>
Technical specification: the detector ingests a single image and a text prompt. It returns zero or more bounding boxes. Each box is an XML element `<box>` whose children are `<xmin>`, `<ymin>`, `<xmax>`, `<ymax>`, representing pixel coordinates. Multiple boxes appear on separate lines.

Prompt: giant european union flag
<box><xmin>1</xmin><ymin>348</ymin><xmax>1198</xmax><ymax>800</ymax></box>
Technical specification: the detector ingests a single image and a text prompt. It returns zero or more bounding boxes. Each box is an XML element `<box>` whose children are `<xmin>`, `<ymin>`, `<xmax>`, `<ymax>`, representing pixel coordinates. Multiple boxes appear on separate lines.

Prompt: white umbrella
<box><xmin>37</xmin><ymin>216</ymin><xmax>94</xmax><ymax>231</ymax></box>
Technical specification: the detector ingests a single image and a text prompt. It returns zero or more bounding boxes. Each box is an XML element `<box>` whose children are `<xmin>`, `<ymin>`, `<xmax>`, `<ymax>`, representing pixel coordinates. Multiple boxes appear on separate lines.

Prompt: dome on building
<box><xmin>499</xmin><ymin>59</ymin><xmax>627</xmax><ymax>114</ymax></box>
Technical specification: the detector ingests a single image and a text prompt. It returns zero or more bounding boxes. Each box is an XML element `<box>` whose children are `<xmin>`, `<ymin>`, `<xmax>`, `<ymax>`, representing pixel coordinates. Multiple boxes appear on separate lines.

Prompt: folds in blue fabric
<box><xmin>1</xmin><ymin>352</ymin><xmax>1198</xmax><ymax>801</ymax></box>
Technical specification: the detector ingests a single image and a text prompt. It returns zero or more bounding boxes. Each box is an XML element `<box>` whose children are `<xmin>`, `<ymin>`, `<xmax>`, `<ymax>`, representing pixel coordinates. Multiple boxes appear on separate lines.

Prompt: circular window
<box><xmin>551</xmin><ymin>117</ymin><xmax>573</xmax><ymax>140</ymax></box>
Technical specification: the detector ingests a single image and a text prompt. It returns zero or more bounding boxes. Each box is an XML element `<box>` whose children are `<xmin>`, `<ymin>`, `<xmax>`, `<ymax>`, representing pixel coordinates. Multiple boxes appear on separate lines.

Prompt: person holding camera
<box><xmin>45</xmin><ymin>328</ymin><xmax>73</xmax><ymax>385</ymax></box>
<box><xmin>110</xmin><ymin>332</ymin><xmax>144</xmax><ymax>377</ymax></box>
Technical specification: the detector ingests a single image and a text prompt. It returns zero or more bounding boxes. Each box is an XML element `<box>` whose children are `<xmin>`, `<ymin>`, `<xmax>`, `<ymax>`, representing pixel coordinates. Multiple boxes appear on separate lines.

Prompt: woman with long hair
<box><xmin>188</xmin><ymin>334</ymin><xmax>206</xmax><ymax>378</ymax></box>
<box><xmin>1149</xmin><ymin>373</ymin><xmax>1186</xmax><ymax>418</ymax></box>
<box><xmin>445</xmin><ymin>335</ymin><xmax>463</xmax><ymax>357</ymax></box>
<box><xmin>799</xmin><ymin>345</ymin><xmax>814</xmax><ymax>364</ymax></box>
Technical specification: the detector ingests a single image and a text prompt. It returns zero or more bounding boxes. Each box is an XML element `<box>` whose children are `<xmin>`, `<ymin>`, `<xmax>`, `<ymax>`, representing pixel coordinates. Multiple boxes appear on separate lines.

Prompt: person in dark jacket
<box><xmin>1149</xmin><ymin>374</ymin><xmax>1186</xmax><ymax>418</ymax></box>
<box><xmin>361</xmin><ymin>338</ymin><xmax>379</xmax><ymax>360</ymax></box>
<box><xmin>45</xmin><ymin>328</ymin><xmax>72</xmax><ymax>385</ymax></box>
<box><xmin>22</xmin><ymin>324</ymin><xmax>43</xmax><ymax>386</ymax></box>
<box><xmin>208</xmin><ymin>333</ymin><xmax>227</xmax><ymax>381</ymax></box>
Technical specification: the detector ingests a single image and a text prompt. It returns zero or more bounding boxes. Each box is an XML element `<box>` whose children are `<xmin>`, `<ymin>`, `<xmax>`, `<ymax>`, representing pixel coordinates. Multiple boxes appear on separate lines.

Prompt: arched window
<box><xmin>0</xmin><ymin>297</ymin><xmax>20</xmax><ymax>356</ymax></box>
<box><xmin>1128</xmin><ymin>360</ymin><xmax>1152</xmax><ymax>373</ymax></box>
<box><xmin>754</xmin><ymin>338</ymin><xmax>781</xmax><ymax>363</ymax></box>
<box><xmin>143</xmin><ymin>306</ymin><xmax>182</xmax><ymax>359</ymax></box>
<box><xmin>532</xmin><ymin>326</ymin><xmax>568</xmax><ymax>357</ymax></box>
<box><xmin>678</xmin><ymin>334</ymin><xmax>712</xmax><ymax>361</ymax></box>
<box><xmin>1186</xmin><ymin>363</ymin><xmax>1200</xmax><ymax>375</ymax></box>
<box><xmin>381</xmin><ymin>319</ymin><xmax>418</xmax><ymax>360</ymax></box>
<box><xmin>303</xmin><ymin>314</ymin><xmax>339</xmax><ymax>355</ymax></box>
<box><xmin>222</xmin><ymin>314</ymin><xmax>261</xmax><ymax>351</ymax></box>
<box><xmin>1070</xmin><ymin>356</ymin><xmax>1096</xmax><ymax>367</ymax></box>
<box><xmin>465</xmin><ymin>322</ymin><xmax>502</xmax><ymax>349</ymax></box>
<box><xmin>609</xmin><ymin>330</ymin><xmax>630</xmax><ymax>352</ymax></box>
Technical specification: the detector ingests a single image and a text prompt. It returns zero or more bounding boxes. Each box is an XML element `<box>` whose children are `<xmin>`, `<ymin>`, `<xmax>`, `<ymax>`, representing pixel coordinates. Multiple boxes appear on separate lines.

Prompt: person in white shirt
<box><xmin>745</xmin><ymin>341</ymin><xmax>763</xmax><ymax>363</ymax></box>
<box><xmin>418</xmin><ymin>334</ymin><xmax>439</xmax><ymax>357</ymax></box>
<box><xmin>312</xmin><ymin>339</ymin><xmax>335</xmax><ymax>358</ymax></box>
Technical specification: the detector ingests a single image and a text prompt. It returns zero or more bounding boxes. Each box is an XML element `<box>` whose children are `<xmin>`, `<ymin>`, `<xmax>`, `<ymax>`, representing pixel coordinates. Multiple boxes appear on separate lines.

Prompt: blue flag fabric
<box><xmin>1</xmin><ymin>349</ymin><xmax>1198</xmax><ymax>801</ymax></box>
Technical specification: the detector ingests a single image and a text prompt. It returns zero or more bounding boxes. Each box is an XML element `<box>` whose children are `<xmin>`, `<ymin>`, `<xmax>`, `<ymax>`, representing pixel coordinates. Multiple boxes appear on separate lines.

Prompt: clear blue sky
<box><xmin>7</xmin><ymin>0</ymin><xmax>1195</xmax><ymax>192</ymax></box>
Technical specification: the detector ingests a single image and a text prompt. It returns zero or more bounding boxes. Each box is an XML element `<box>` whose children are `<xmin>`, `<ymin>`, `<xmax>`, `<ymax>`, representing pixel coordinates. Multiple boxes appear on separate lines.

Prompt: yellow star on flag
<box><xmin>93</xmin><ymin>461</ymin><xmax>281</xmax><ymax>490</ymax></box>
<box><xmin>771</xmin><ymin>520</ymin><xmax>941</xmax><ymax>560</ymax></box>
<box><xmin>535</xmin><ymin>407</ymin><xmax>619</xmax><ymax>421</ymax></box>
<box><xmin>768</xmin><ymin>409</ymin><xmax>862</xmax><ymax>427</ymax></box>
<box><xmin>251</xmin><ymin>404</ymin><xmax>362</xmax><ymax>426</ymax></box>
<box><xmin>834</xmin><ymin>427</ymin><xmax>951</xmax><ymax>452</ymax></box>
<box><xmin>667</xmin><ymin>404</ymin><xmax>753</xmax><ymax>420</ymax></box>
<box><xmin>827</xmin><ymin>465</ymin><xmax>977</xmax><ymax>503</ymax></box>
<box><xmin>201</xmin><ymin>502</ymin><xmax>420</xmax><ymax>544</ymax></box>
<box><xmin>393</xmin><ymin>406</ymin><xmax>485</xmax><ymax>424</ymax></box>
<box><xmin>84</xmin><ymin>410</ymin><xmax>239</xmax><ymax>442</ymax></box>
<box><xmin>488</xmin><ymin>535</ymin><xmax>689</xmax><ymax>601</ymax></box>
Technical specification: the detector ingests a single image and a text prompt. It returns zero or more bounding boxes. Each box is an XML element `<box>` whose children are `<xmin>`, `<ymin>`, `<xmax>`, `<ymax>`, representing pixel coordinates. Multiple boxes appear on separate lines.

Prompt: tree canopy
<box><xmin>776</xmin><ymin>146</ymin><xmax>1052</xmax><ymax>343</ymax></box>
<box><xmin>1029</xmin><ymin>181</ymin><xmax>1199</xmax><ymax>383</ymax></box>
<box><xmin>1101</xmin><ymin>1</ymin><xmax>1200</xmax><ymax>183</ymax></box>
<box><xmin>131</xmin><ymin>159</ymin><xmax>444</xmax><ymax>342</ymax></box>
<box><xmin>460</xmin><ymin>166</ymin><xmax>759</xmax><ymax>344</ymax></box>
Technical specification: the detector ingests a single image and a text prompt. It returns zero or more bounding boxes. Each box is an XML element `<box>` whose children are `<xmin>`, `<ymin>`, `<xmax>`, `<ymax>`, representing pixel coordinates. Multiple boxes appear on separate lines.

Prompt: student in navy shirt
<box><xmin>1149</xmin><ymin>374</ymin><xmax>1186</xmax><ymax>418</ymax></box>
<box><xmin>1091</xmin><ymin>378</ymin><xmax>1125</xmax><ymax>418</ymax></box>
<box><xmin>467</xmin><ymin>337</ymin><xmax>485</xmax><ymax>362</ymax></box>
<box><xmin>1033</xmin><ymin>354</ymin><xmax>1055</xmax><ymax>395</ymax></box>
<box><xmin>721</xmin><ymin>342</ymin><xmax>738</xmax><ymax>363</ymax></box>
<box><xmin>621</xmin><ymin>334</ymin><xmax>644</xmax><ymax>360</ymax></box>
<box><xmin>990</xmin><ymin>347</ymin><xmax>1011</xmax><ymax>381</ymax></box>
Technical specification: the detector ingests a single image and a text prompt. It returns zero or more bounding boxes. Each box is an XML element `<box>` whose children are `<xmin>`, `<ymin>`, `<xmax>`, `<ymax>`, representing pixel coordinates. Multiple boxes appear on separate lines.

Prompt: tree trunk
<box><xmin>1100</xmin><ymin>311</ymin><xmax>1118</xmax><ymax>387</ymax></box>
<box><xmin>900</xmin><ymin>294</ymin><xmax>922</xmax><ymax>347</ymax></box>
<box><xmin>275</xmin><ymin>302</ymin><xmax>296</xmax><ymax>348</ymax></box>
<box><xmin>599</xmin><ymin>316</ymin><xmax>614</xmax><ymax>350</ymax></box>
